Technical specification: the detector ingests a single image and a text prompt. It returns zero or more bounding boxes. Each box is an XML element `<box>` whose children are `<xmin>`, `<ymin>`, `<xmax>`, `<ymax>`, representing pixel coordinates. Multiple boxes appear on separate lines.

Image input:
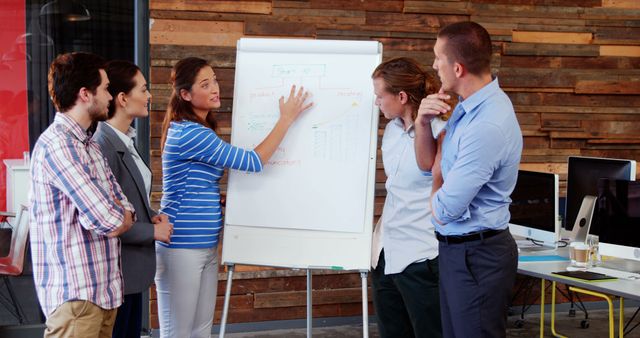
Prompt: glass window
<box><xmin>26</xmin><ymin>0</ymin><xmax>135</xmax><ymax>146</ymax></box>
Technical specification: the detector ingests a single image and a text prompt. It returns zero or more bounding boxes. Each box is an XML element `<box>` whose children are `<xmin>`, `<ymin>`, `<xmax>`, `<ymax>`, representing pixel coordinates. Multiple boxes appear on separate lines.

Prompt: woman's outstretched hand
<box><xmin>254</xmin><ymin>85</ymin><xmax>314</xmax><ymax>163</ymax></box>
<box><xmin>279</xmin><ymin>85</ymin><xmax>313</xmax><ymax>125</ymax></box>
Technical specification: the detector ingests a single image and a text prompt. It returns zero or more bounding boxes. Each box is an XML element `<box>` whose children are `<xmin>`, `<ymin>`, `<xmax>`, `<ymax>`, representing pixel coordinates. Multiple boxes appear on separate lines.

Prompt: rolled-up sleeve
<box><xmin>432</xmin><ymin>122</ymin><xmax>504</xmax><ymax>225</ymax></box>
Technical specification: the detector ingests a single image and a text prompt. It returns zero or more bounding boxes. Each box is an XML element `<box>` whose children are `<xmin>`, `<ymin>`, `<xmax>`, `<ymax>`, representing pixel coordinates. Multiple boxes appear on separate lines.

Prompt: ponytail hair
<box><xmin>371</xmin><ymin>57</ymin><xmax>437</xmax><ymax>120</ymax></box>
<box><xmin>105</xmin><ymin>60</ymin><xmax>141</xmax><ymax>119</ymax></box>
<box><xmin>161</xmin><ymin>57</ymin><xmax>218</xmax><ymax>152</ymax></box>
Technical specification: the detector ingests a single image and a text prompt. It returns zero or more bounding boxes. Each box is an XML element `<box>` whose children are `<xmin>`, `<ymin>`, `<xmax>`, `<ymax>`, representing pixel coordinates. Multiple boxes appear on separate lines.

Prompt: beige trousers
<box><xmin>44</xmin><ymin>300</ymin><xmax>118</xmax><ymax>338</ymax></box>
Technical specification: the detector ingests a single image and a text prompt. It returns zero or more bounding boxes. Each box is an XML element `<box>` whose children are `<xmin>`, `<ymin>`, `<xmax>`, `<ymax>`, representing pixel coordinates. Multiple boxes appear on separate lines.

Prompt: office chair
<box><xmin>0</xmin><ymin>204</ymin><xmax>29</xmax><ymax>324</ymax></box>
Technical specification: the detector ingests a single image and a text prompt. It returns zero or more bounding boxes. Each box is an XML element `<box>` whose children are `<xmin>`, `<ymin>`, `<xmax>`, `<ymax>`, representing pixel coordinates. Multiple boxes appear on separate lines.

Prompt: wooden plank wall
<box><xmin>147</xmin><ymin>0</ymin><xmax>640</xmax><ymax>328</ymax></box>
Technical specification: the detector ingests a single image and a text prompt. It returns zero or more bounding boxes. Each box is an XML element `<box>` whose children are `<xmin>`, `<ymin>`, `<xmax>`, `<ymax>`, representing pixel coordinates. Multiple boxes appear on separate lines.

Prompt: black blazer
<box><xmin>93</xmin><ymin>121</ymin><xmax>156</xmax><ymax>295</ymax></box>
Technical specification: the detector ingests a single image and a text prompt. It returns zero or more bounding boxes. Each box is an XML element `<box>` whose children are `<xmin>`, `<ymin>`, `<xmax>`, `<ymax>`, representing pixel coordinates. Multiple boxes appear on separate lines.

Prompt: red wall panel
<box><xmin>0</xmin><ymin>0</ymin><xmax>29</xmax><ymax>210</ymax></box>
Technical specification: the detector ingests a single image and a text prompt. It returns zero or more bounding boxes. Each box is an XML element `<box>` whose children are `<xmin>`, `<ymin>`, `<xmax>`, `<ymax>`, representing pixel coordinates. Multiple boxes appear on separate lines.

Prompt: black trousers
<box><xmin>112</xmin><ymin>293</ymin><xmax>142</xmax><ymax>338</ymax></box>
<box><xmin>438</xmin><ymin>230</ymin><xmax>518</xmax><ymax>338</ymax></box>
<box><xmin>372</xmin><ymin>250</ymin><xmax>442</xmax><ymax>338</ymax></box>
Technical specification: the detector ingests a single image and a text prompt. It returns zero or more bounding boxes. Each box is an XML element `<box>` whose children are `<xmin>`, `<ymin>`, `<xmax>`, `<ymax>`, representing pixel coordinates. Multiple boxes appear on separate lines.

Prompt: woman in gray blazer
<box><xmin>93</xmin><ymin>60</ymin><xmax>173</xmax><ymax>338</ymax></box>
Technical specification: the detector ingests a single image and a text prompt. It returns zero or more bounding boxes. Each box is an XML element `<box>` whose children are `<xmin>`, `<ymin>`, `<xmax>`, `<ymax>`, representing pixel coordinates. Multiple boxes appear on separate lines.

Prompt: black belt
<box><xmin>436</xmin><ymin>229</ymin><xmax>506</xmax><ymax>244</ymax></box>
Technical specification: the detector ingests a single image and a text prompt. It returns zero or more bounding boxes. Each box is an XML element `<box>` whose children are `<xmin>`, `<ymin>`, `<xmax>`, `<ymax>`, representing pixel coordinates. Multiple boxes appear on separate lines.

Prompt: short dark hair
<box><xmin>437</xmin><ymin>21</ymin><xmax>492</xmax><ymax>76</ymax></box>
<box><xmin>105</xmin><ymin>60</ymin><xmax>141</xmax><ymax>119</ymax></box>
<box><xmin>48</xmin><ymin>52</ymin><xmax>106</xmax><ymax>112</ymax></box>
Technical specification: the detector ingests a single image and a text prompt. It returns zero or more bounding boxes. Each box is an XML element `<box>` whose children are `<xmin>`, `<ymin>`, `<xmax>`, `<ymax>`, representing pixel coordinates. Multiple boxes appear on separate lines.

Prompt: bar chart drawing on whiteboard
<box><xmin>241</xmin><ymin>63</ymin><xmax>368</xmax><ymax>166</ymax></box>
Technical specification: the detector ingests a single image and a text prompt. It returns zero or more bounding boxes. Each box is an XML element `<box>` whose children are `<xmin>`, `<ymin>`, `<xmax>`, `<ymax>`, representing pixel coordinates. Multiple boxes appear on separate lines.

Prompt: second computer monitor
<box><xmin>594</xmin><ymin>179</ymin><xmax>640</xmax><ymax>261</ymax></box>
<box><xmin>565</xmin><ymin>156</ymin><xmax>636</xmax><ymax>232</ymax></box>
<box><xmin>508</xmin><ymin>170</ymin><xmax>560</xmax><ymax>247</ymax></box>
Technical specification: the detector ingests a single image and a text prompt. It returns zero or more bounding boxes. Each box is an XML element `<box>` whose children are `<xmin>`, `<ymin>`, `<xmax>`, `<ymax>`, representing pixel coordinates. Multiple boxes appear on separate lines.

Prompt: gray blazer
<box><xmin>93</xmin><ymin>121</ymin><xmax>156</xmax><ymax>295</ymax></box>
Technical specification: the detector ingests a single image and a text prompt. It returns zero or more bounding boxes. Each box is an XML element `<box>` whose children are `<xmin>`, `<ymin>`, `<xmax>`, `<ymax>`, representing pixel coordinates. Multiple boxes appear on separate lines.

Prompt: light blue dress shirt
<box><xmin>432</xmin><ymin>78</ymin><xmax>522</xmax><ymax>236</ymax></box>
<box><xmin>377</xmin><ymin>118</ymin><xmax>439</xmax><ymax>274</ymax></box>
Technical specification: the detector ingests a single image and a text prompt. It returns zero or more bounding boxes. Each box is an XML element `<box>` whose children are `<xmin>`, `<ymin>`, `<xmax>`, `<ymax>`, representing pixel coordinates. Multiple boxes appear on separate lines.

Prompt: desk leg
<box><xmin>551</xmin><ymin>281</ymin><xmax>568</xmax><ymax>338</ymax></box>
<box><xmin>620</xmin><ymin>297</ymin><xmax>624</xmax><ymax>338</ymax></box>
<box><xmin>540</xmin><ymin>279</ymin><xmax>545</xmax><ymax>338</ymax></box>
<box><xmin>568</xmin><ymin>286</ymin><xmax>615</xmax><ymax>338</ymax></box>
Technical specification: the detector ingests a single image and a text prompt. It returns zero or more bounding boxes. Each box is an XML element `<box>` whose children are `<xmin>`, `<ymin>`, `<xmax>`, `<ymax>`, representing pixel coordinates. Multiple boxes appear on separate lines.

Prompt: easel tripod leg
<box><xmin>219</xmin><ymin>264</ymin><xmax>235</xmax><ymax>338</ymax></box>
<box><xmin>361</xmin><ymin>271</ymin><xmax>369</xmax><ymax>338</ymax></box>
<box><xmin>307</xmin><ymin>269</ymin><xmax>312</xmax><ymax>338</ymax></box>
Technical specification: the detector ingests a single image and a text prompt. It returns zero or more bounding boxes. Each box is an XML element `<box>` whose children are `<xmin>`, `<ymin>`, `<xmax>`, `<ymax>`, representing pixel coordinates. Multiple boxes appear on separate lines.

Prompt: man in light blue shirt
<box><xmin>415</xmin><ymin>21</ymin><xmax>522</xmax><ymax>338</ymax></box>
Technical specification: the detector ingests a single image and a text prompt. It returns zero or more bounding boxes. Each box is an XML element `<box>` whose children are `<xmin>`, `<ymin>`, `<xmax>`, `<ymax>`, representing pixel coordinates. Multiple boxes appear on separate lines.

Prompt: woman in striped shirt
<box><xmin>156</xmin><ymin>57</ymin><xmax>312</xmax><ymax>338</ymax></box>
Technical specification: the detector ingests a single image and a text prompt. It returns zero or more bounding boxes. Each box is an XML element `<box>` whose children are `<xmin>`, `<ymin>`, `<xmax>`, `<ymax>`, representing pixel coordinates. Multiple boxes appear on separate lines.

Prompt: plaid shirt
<box><xmin>29</xmin><ymin>113</ymin><xmax>135</xmax><ymax>317</ymax></box>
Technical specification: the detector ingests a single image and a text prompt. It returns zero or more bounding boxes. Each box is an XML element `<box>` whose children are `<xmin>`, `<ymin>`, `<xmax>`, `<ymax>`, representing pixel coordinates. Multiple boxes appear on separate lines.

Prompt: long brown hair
<box><xmin>161</xmin><ymin>57</ymin><xmax>218</xmax><ymax>152</ymax></box>
<box><xmin>371</xmin><ymin>57</ymin><xmax>436</xmax><ymax>120</ymax></box>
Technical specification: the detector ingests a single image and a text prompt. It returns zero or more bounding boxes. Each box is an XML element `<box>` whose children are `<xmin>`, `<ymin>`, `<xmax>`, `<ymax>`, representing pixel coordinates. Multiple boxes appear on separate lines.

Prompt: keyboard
<box><xmin>589</xmin><ymin>267</ymin><xmax>640</xmax><ymax>280</ymax></box>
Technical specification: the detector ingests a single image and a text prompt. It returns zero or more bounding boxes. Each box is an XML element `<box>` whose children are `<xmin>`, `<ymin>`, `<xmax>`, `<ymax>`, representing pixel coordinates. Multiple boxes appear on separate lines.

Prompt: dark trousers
<box><xmin>112</xmin><ymin>293</ymin><xmax>142</xmax><ymax>338</ymax></box>
<box><xmin>372</xmin><ymin>250</ymin><xmax>442</xmax><ymax>338</ymax></box>
<box><xmin>438</xmin><ymin>230</ymin><xmax>518</xmax><ymax>338</ymax></box>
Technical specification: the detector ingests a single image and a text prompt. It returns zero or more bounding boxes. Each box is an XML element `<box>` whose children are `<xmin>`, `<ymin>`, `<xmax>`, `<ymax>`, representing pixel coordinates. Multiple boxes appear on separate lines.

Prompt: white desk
<box><xmin>518</xmin><ymin>248</ymin><xmax>640</xmax><ymax>337</ymax></box>
<box><xmin>3</xmin><ymin>159</ymin><xmax>29</xmax><ymax>213</ymax></box>
<box><xmin>519</xmin><ymin>259</ymin><xmax>640</xmax><ymax>301</ymax></box>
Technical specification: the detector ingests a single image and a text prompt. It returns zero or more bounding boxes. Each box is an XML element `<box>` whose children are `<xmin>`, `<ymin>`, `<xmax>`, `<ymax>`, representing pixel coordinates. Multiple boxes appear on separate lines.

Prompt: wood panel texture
<box><xmin>148</xmin><ymin>0</ymin><xmax>640</xmax><ymax>327</ymax></box>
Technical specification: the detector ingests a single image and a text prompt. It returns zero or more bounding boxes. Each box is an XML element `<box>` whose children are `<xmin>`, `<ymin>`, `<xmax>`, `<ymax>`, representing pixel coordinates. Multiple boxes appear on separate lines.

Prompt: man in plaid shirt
<box><xmin>29</xmin><ymin>52</ymin><xmax>135</xmax><ymax>338</ymax></box>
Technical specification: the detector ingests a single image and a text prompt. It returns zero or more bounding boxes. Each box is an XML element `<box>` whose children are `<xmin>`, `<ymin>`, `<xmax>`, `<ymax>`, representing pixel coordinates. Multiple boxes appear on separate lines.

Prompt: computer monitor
<box><xmin>593</xmin><ymin>179</ymin><xmax>640</xmax><ymax>261</ymax></box>
<box><xmin>508</xmin><ymin>170</ymin><xmax>560</xmax><ymax>247</ymax></box>
<box><xmin>565</xmin><ymin>156</ymin><xmax>636</xmax><ymax>232</ymax></box>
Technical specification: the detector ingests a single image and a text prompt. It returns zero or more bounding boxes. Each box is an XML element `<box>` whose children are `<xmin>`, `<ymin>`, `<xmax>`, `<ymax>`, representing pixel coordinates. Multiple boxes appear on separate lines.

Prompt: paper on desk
<box><xmin>518</xmin><ymin>255</ymin><xmax>569</xmax><ymax>262</ymax></box>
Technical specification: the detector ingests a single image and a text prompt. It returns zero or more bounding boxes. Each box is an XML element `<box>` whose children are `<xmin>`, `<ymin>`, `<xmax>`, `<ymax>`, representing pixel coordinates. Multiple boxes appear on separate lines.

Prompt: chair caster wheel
<box><xmin>514</xmin><ymin>319</ymin><xmax>525</xmax><ymax>328</ymax></box>
<box><xmin>581</xmin><ymin>320</ymin><xmax>590</xmax><ymax>329</ymax></box>
<box><xmin>569</xmin><ymin>309</ymin><xmax>576</xmax><ymax>317</ymax></box>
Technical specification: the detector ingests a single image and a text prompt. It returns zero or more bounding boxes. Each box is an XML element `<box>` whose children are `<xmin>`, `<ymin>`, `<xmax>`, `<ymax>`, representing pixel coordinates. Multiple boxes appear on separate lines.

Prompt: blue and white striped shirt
<box><xmin>160</xmin><ymin>121</ymin><xmax>263</xmax><ymax>249</ymax></box>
